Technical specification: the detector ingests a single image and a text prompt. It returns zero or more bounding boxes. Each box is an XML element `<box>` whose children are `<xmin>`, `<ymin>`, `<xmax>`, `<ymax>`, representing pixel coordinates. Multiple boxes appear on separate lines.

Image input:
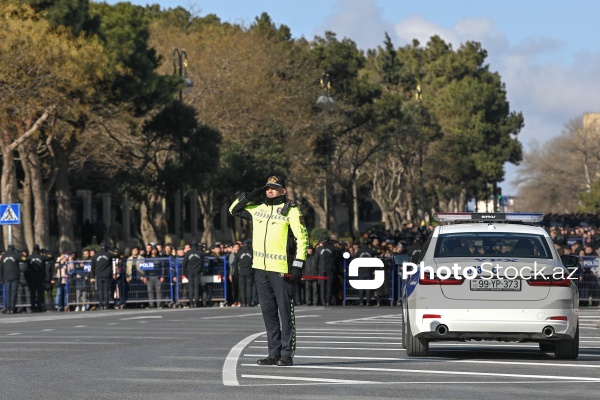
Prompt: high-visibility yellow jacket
<box><xmin>229</xmin><ymin>194</ymin><xmax>309</xmax><ymax>274</ymax></box>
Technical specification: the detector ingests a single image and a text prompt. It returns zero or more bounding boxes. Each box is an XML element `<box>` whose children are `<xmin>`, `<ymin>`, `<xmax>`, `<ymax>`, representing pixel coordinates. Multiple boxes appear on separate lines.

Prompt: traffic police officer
<box><xmin>230</xmin><ymin>175</ymin><xmax>309</xmax><ymax>366</ymax></box>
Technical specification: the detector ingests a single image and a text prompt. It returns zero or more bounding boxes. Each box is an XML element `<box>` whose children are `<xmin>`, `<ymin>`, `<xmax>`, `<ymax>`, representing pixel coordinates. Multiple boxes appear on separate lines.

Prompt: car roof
<box><xmin>436</xmin><ymin>223</ymin><xmax>548</xmax><ymax>236</ymax></box>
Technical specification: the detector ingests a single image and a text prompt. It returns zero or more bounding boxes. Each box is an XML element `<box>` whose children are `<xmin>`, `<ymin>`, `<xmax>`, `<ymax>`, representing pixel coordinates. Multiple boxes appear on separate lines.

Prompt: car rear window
<box><xmin>434</xmin><ymin>233</ymin><xmax>553</xmax><ymax>259</ymax></box>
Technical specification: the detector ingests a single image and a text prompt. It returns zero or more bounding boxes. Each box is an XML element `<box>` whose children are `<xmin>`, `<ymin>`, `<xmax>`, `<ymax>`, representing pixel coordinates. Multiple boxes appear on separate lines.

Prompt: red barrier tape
<box><xmin>283</xmin><ymin>274</ymin><xmax>328</xmax><ymax>280</ymax></box>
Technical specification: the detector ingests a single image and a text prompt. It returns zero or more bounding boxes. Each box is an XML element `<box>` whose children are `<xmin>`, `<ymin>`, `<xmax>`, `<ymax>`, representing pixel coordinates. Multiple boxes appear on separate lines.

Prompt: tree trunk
<box><xmin>54</xmin><ymin>143</ymin><xmax>75</xmax><ymax>253</ymax></box>
<box><xmin>351</xmin><ymin>181</ymin><xmax>360</xmax><ymax>238</ymax></box>
<box><xmin>198</xmin><ymin>190</ymin><xmax>216</xmax><ymax>246</ymax></box>
<box><xmin>302</xmin><ymin>190</ymin><xmax>327</xmax><ymax>229</ymax></box>
<box><xmin>1</xmin><ymin>129</ymin><xmax>24</xmax><ymax>250</ymax></box>
<box><xmin>140</xmin><ymin>192</ymin><xmax>165</xmax><ymax>245</ymax></box>
<box><xmin>24</xmin><ymin>138</ymin><xmax>51</xmax><ymax>249</ymax></box>
<box><xmin>18</xmin><ymin>142</ymin><xmax>34</xmax><ymax>251</ymax></box>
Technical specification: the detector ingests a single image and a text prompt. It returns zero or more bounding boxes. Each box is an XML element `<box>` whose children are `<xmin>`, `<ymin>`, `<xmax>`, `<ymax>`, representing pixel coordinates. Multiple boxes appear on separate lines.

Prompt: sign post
<box><xmin>0</xmin><ymin>203</ymin><xmax>21</xmax><ymax>246</ymax></box>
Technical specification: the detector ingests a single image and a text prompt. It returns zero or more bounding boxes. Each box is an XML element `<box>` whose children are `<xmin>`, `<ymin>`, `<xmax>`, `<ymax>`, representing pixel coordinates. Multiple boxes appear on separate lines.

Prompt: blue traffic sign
<box><xmin>0</xmin><ymin>203</ymin><xmax>21</xmax><ymax>225</ymax></box>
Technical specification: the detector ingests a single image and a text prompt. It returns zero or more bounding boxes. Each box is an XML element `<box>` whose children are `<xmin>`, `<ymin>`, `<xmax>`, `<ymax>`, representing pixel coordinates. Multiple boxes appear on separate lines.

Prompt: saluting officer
<box><xmin>230</xmin><ymin>175</ymin><xmax>309</xmax><ymax>367</ymax></box>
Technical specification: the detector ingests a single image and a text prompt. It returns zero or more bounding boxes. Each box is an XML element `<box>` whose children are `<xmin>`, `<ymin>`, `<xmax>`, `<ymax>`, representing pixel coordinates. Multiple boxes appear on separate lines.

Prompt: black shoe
<box><xmin>277</xmin><ymin>356</ymin><xmax>293</xmax><ymax>366</ymax></box>
<box><xmin>257</xmin><ymin>356</ymin><xmax>280</xmax><ymax>366</ymax></box>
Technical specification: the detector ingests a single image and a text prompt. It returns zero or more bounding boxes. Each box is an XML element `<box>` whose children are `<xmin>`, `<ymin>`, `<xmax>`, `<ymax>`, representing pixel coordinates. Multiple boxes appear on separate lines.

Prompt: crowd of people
<box><xmin>1</xmin><ymin>214</ymin><xmax>600</xmax><ymax>314</ymax></box>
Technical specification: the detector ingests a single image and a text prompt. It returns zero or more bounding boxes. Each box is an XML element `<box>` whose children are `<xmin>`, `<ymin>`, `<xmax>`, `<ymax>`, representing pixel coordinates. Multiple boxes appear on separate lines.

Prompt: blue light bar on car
<box><xmin>433</xmin><ymin>212</ymin><xmax>543</xmax><ymax>223</ymax></box>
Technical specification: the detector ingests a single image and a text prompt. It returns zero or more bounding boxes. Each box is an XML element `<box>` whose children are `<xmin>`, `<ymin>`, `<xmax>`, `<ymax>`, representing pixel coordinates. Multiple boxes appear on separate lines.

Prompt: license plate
<box><xmin>470</xmin><ymin>279</ymin><xmax>521</xmax><ymax>291</ymax></box>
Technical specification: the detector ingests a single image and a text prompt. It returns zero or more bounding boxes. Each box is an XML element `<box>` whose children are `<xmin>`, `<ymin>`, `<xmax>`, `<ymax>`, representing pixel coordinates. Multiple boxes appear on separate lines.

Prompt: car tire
<box><xmin>554</xmin><ymin>323</ymin><xmax>579</xmax><ymax>360</ymax></box>
<box><xmin>538</xmin><ymin>342</ymin><xmax>555</xmax><ymax>353</ymax></box>
<box><xmin>405</xmin><ymin>314</ymin><xmax>429</xmax><ymax>357</ymax></box>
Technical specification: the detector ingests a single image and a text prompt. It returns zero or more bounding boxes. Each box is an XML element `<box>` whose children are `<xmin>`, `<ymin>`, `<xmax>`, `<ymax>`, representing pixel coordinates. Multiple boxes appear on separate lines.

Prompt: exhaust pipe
<box><xmin>436</xmin><ymin>324</ymin><xmax>449</xmax><ymax>336</ymax></box>
<box><xmin>542</xmin><ymin>326</ymin><xmax>555</xmax><ymax>338</ymax></box>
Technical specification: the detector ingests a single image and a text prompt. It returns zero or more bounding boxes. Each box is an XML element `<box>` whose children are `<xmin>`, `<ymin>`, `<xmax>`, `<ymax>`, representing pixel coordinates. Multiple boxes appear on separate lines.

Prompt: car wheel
<box><xmin>554</xmin><ymin>323</ymin><xmax>579</xmax><ymax>360</ymax></box>
<box><xmin>405</xmin><ymin>314</ymin><xmax>429</xmax><ymax>357</ymax></box>
<box><xmin>538</xmin><ymin>342</ymin><xmax>555</xmax><ymax>353</ymax></box>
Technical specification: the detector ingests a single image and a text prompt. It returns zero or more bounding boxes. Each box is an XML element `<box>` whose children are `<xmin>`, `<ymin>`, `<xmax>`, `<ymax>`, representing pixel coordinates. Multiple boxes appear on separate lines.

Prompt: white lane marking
<box><xmin>202</xmin><ymin>313</ymin><xmax>263</xmax><ymax>320</ymax></box>
<box><xmin>0</xmin><ymin>341</ymin><xmax>123</xmax><ymax>345</ymax></box>
<box><xmin>108</xmin><ymin>323</ymin><xmax>118</xmax><ymax>325</ymax></box>
<box><xmin>241</xmin><ymin>374</ymin><xmax>377</xmax><ymax>384</ymax></box>
<box><xmin>121</xmin><ymin>316</ymin><xmax>163</xmax><ymax>320</ymax></box>
<box><xmin>223</xmin><ymin>331</ymin><xmax>266</xmax><ymax>387</ymax></box>
<box><xmin>249</xmin><ymin>346</ymin><xmax>404</xmax><ymax>351</ymax></box>
<box><xmin>296</xmin><ymin>329</ymin><xmax>401</xmax><ymax>333</ymax></box>
<box><xmin>452</xmin><ymin>359</ymin><xmax>600</xmax><ymax>369</ymax></box>
<box><xmin>244</xmin><ymin>354</ymin><xmax>406</xmax><ymax>361</ymax></box>
<box><xmin>327</xmin><ymin>315</ymin><xmax>401</xmax><ymax>325</ymax></box>
<box><xmin>295</xmin><ymin>335</ymin><xmax>402</xmax><ymax>339</ymax></box>
<box><xmin>0</xmin><ymin>335</ymin><xmax>179</xmax><ymax>340</ymax></box>
<box><xmin>245</xmin><ymin>356</ymin><xmax>600</xmax><ymax>369</ymax></box>
<box><xmin>6</xmin><ymin>333</ymin><xmax>21</xmax><ymax>336</ymax></box>
<box><xmin>254</xmin><ymin>340</ymin><xmax>402</xmax><ymax>345</ymax></box>
<box><xmin>41</xmin><ymin>329</ymin><xmax>54</xmax><ymax>331</ymax></box>
<box><xmin>240</xmin><ymin>364</ymin><xmax>600</xmax><ymax>382</ymax></box>
<box><xmin>74</xmin><ymin>326</ymin><xmax>87</xmax><ymax>328</ymax></box>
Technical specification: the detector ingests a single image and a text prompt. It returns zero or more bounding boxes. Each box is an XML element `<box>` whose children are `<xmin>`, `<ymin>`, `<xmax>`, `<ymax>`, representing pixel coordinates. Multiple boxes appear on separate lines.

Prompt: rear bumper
<box><xmin>411</xmin><ymin>308</ymin><xmax>578</xmax><ymax>341</ymax></box>
<box><xmin>416</xmin><ymin>320</ymin><xmax>573</xmax><ymax>341</ymax></box>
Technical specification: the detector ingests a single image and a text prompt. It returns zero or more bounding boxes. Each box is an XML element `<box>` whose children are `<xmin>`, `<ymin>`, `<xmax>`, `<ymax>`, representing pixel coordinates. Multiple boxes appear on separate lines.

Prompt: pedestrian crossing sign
<box><xmin>0</xmin><ymin>203</ymin><xmax>21</xmax><ymax>225</ymax></box>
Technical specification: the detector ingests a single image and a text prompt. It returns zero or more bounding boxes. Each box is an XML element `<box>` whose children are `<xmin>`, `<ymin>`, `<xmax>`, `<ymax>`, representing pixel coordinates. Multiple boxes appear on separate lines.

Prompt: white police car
<box><xmin>399</xmin><ymin>212</ymin><xmax>579</xmax><ymax>359</ymax></box>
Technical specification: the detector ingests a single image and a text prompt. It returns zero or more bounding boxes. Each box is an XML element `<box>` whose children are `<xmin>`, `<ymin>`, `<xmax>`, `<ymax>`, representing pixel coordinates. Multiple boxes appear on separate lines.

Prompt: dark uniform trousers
<box><xmin>254</xmin><ymin>269</ymin><xmax>296</xmax><ymax>357</ymax></box>
<box><xmin>187</xmin><ymin>274</ymin><xmax>202</xmax><ymax>307</ymax></box>
<box><xmin>5</xmin><ymin>280</ymin><xmax>19</xmax><ymax>311</ymax></box>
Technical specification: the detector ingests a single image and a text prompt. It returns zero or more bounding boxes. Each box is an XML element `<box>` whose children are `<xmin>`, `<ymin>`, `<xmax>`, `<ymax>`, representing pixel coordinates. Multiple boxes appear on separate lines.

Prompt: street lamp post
<box><xmin>315</xmin><ymin>73</ymin><xmax>335</xmax><ymax>230</ymax></box>
<box><xmin>173</xmin><ymin>48</ymin><xmax>192</xmax><ymax>243</ymax></box>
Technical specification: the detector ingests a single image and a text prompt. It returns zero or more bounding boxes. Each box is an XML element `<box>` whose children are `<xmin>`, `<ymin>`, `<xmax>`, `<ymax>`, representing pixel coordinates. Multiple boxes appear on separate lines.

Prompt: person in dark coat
<box><xmin>302</xmin><ymin>247</ymin><xmax>318</xmax><ymax>305</ymax></box>
<box><xmin>26</xmin><ymin>245</ymin><xmax>46</xmax><ymax>312</ymax></box>
<box><xmin>181</xmin><ymin>243</ymin><xmax>205</xmax><ymax>308</ymax></box>
<box><xmin>235</xmin><ymin>240</ymin><xmax>254</xmax><ymax>307</ymax></box>
<box><xmin>1</xmin><ymin>244</ymin><xmax>21</xmax><ymax>314</ymax></box>
<box><xmin>42</xmin><ymin>249</ymin><xmax>55</xmax><ymax>312</ymax></box>
<box><xmin>90</xmin><ymin>244</ymin><xmax>114</xmax><ymax>310</ymax></box>
<box><xmin>315</xmin><ymin>239</ymin><xmax>338</xmax><ymax>306</ymax></box>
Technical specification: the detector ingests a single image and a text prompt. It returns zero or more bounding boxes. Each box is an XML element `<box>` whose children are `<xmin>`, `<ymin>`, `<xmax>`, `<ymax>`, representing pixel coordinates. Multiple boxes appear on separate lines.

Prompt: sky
<box><xmin>102</xmin><ymin>0</ymin><xmax>600</xmax><ymax>195</ymax></box>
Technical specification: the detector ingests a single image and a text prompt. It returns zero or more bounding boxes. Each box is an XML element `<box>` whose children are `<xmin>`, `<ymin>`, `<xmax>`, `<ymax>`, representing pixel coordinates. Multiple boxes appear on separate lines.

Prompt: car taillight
<box><xmin>527</xmin><ymin>277</ymin><xmax>571</xmax><ymax>287</ymax></box>
<box><xmin>551</xmin><ymin>278</ymin><xmax>570</xmax><ymax>287</ymax></box>
<box><xmin>419</xmin><ymin>277</ymin><xmax>464</xmax><ymax>285</ymax></box>
<box><xmin>527</xmin><ymin>278</ymin><xmax>552</xmax><ymax>286</ymax></box>
<box><xmin>423</xmin><ymin>314</ymin><xmax>442</xmax><ymax>319</ymax></box>
<box><xmin>419</xmin><ymin>277</ymin><xmax>440</xmax><ymax>285</ymax></box>
<box><xmin>548</xmin><ymin>316</ymin><xmax>568</xmax><ymax>321</ymax></box>
<box><xmin>439</xmin><ymin>278</ymin><xmax>464</xmax><ymax>285</ymax></box>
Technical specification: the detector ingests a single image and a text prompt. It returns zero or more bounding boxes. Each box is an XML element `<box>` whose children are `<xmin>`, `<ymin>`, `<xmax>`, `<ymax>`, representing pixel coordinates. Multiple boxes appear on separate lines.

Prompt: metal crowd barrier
<box><xmin>172</xmin><ymin>256</ymin><xmax>228</xmax><ymax>307</ymax></box>
<box><xmin>4</xmin><ymin>253</ymin><xmax>598</xmax><ymax>311</ymax></box>
<box><xmin>3</xmin><ymin>256</ymin><xmax>230</xmax><ymax>311</ymax></box>
<box><xmin>578</xmin><ymin>256</ymin><xmax>600</xmax><ymax>304</ymax></box>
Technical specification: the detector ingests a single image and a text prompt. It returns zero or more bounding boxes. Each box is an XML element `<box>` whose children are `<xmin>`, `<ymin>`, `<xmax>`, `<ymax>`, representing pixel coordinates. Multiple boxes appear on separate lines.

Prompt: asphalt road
<box><xmin>0</xmin><ymin>305</ymin><xmax>599</xmax><ymax>399</ymax></box>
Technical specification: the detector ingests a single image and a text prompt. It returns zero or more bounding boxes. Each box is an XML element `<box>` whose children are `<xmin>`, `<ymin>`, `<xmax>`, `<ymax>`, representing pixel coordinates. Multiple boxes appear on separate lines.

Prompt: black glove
<box><xmin>247</xmin><ymin>186</ymin><xmax>267</xmax><ymax>201</ymax></box>
<box><xmin>291</xmin><ymin>260</ymin><xmax>303</xmax><ymax>281</ymax></box>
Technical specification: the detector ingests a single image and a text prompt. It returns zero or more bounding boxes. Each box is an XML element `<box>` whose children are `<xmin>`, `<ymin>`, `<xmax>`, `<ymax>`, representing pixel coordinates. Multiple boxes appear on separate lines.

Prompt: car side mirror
<box><xmin>561</xmin><ymin>255</ymin><xmax>578</xmax><ymax>268</ymax></box>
